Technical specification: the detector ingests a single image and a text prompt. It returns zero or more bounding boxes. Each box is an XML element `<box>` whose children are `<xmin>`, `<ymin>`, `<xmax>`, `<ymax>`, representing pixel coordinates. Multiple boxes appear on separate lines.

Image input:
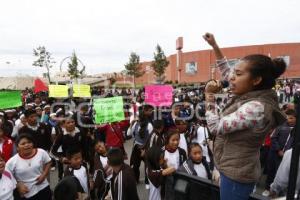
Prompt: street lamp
<box><xmin>59</xmin><ymin>56</ymin><xmax>86</xmax><ymax>72</ymax></box>
<box><xmin>146</xmin><ymin>65</ymin><xmax>152</xmax><ymax>84</ymax></box>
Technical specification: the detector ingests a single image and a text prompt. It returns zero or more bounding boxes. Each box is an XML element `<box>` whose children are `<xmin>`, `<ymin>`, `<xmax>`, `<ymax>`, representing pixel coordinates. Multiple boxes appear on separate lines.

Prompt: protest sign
<box><xmin>73</xmin><ymin>84</ymin><xmax>91</xmax><ymax>98</ymax></box>
<box><xmin>94</xmin><ymin>96</ymin><xmax>125</xmax><ymax>124</ymax></box>
<box><xmin>49</xmin><ymin>85</ymin><xmax>69</xmax><ymax>98</ymax></box>
<box><xmin>145</xmin><ymin>85</ymin><xmax>173</xmax><ymax>106</ymax></box>
<box><xmin>0</xmin><ymin>91</ymin><xmax>22</xmax><ymax>109</ymax></box>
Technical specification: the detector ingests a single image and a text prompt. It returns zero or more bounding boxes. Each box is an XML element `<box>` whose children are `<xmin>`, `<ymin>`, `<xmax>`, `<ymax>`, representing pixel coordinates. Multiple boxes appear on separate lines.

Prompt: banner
<box><xmin>94</xmin><ymin>96</ymin><xmax>125</xmax><ymax>124</ymax></box>
<box><xmin>73</xmin><ymin>84</ymin><xmax>91</xmax><ymax>98</ymax></box>
<box><xmin>0</xmin><ymin>91</ymin><xmax>22</xmax><ymax>109</ymax></box>
<box><xmin>49</xmin><ymin>85</ymin><xmax>69</xmax><ymax>98</ymax></box>
<box><xmin>145</xmin><ymin>85</ymin><xmax>173</xmax><ymax>106</ymax></box>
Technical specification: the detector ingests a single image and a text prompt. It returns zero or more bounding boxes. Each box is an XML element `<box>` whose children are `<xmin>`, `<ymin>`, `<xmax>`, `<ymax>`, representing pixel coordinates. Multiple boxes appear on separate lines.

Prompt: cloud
<box><xmin>0</xmin><ymin>0</ymin><xmax>299</xmax><ymax>76</ymax></box>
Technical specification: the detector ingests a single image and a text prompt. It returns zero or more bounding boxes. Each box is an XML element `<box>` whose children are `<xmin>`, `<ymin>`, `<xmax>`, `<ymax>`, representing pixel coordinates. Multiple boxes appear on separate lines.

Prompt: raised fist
<box><xmin>203</xmin><ymin>33</ymin><xmax>217</xmax><ymax>47</ymax></box>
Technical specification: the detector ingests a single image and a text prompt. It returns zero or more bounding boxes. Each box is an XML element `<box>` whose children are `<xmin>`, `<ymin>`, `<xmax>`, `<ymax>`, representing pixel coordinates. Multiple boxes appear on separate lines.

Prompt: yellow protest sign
<box><xmin>49</xmin><ymin>85</ymin><xmax>69</xmax><ymax>98</ymax></box>
<box><xmin>73</xmin><ymin>84</ymin><xmax>91</xmax><ymax>98</ymax></box>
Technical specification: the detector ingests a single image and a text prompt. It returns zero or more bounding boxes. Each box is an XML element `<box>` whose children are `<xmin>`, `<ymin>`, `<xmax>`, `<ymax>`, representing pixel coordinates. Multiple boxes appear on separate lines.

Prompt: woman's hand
<box><xmin>36</xmin><ymin>174</ymin><xmax>47</xmax><ymax>185</ymax></box>
<box><xmin>205</xmin><ymin>80</ymin><xmax>222</xmax><ymax>94</ymax></box>
<box><xmin>203</xmin><ymin>32</ymin><xmax>224</xmax><ymax>60</ymax></box>
<box><xmin>212</xmin><ymin>169</ymin><xmax>221</xmax><ymax>185</ymax></box>
<box><xmin>17</xmin><ymin>182</ymin><xmax>29</xmax><ymax>196</ymax></box>
<box><xmin>203</xmin><ymin>33</ymin><xmax>217</xmax><ymax>47</ymax></box>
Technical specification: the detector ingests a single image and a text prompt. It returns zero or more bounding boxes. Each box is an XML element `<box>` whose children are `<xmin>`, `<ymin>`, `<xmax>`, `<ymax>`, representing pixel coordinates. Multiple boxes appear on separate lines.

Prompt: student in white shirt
<box><xmin>0</xmin><ymin>152</ymin><xmax>16</xmax><ymax>200</ymax></box>
<box><xmin>6</xmin><ymin>134</ymin><xmax>52</xmax><ymax>200</ymax></box>
<box><xmin>163</xmin><ymin>129</ymin><xmax>187</xmax><ymax>200</ymax></box>
<box><xmin>193</xmin><ymin>124</ymin><xmax>212</xmax><ymax>165</ymax></box>
<box><xmin>175</xmin><ymin>120</ymin><xmax>188</xmax><ymax>156</ymax></box>
<box><xmin>64</xmin><ymin>147</ymin><xmax>92</xmax><ymax>199</ymax></box>
<box><xmin>178</xmin><ymin>143</ymin><xmax>212</xmax><ymax>180</ymax></box>
<box><xmin>92</xmin><ymin>140</ymin><xmax>112</xmax><ymax>200</ymax></box>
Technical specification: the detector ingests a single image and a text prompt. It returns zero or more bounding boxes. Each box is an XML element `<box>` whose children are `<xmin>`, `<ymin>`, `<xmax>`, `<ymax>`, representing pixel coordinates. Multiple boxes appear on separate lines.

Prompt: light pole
<box><xmin>59</xmin><ymin>56</ymin><xmax>86</xmax><ymax>73</ymax></box>
<box><xmin>146</xmin><ymin>65</ymin><xmax>152</xmax><ymax>84</ymax></box>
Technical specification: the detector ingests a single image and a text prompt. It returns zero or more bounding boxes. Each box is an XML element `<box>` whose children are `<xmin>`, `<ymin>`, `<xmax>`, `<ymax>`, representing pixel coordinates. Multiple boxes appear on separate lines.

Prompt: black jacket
<box><xmin>19</xmin><ymin>123</ymin><xmax>52</xmax><ymax>151</ymax></box>
<box><xmin>111</xmin><ymin>164</ymin><xmax>139</xmax><ymax>200</ymax></box>
<box><xmin>178</xmin><ymin>157</ymin><xmax>212</xmax><ymax>180</ymax></box>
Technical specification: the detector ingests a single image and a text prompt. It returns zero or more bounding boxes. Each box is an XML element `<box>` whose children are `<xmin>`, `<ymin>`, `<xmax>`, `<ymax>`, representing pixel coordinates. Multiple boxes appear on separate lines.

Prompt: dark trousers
<box><xmin>130</xmin><ymin>144</ymin><xmax>149</xmax><ymax>184</ymax></box>
<box><xmin>22</xmin><ymin>186</ymin><xmax>52</xmax><ymax>200</ymax></box>
<box><xmin>260</xmin><ymin>146</ymin><xmax>270</xmax><ymax>174</ymax></box>
<box><xmin>265</xmin><ymin>150</ymin><xmax>282</xmax><ymax>190</ymax></box>
<box><xmin>57</xmin><ymin>160</ymin><xmax>64</xmax><ymax>180</ymax></box>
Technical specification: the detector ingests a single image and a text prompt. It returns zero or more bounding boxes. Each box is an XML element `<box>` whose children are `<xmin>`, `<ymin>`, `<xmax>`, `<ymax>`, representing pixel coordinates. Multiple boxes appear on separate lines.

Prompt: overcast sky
<box><xmin>0</xmin><ymin>0</ymin><xmax>299</xmax><ymax>77</ymax></box>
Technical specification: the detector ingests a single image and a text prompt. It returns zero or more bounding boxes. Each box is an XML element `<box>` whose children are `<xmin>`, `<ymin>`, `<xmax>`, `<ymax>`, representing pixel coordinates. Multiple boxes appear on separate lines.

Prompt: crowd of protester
<box><xmin>1</xmin><ymin>34</ymin><xmax>300</xmax><ymax>200</ymax></box>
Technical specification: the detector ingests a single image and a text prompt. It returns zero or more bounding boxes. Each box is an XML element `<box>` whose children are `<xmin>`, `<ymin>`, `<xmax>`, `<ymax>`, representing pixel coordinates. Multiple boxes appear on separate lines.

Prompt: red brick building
<box><xmin>118</xmin><ymin>38</ymin><xmax>300</xmax><ymax>86</ymax></box>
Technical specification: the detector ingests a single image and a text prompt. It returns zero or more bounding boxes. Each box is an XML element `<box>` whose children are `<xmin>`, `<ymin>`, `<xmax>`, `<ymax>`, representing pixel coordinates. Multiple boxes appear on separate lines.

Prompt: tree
<box><xmin>33</xmin><ymin>46</ymin><xmax>55</xmax><ymax>83</ymax></box>
<box><xmin>124</xmin><ymin>52</ymin><xmax>144</xmax><ymax>90</ymax></box>
<box><xmin>67</xmin><ymin>52</ymin><xmax>85</xmax><ymax>81</ymax></box>
<box><xmin>151</xmin><ymin>45</ymin><xmax>169</xmax><ymax>84</ymax></box>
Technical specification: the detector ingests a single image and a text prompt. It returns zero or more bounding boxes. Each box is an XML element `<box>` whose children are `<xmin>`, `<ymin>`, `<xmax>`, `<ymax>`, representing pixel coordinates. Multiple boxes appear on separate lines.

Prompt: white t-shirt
<box><xmin>73</xmin><ymin>166</ymin><xmax>88</xmax><ymax>193</ymax></box>
<box><xmin>6</xmin><ymin>148</ymin><xmax>51</xmax><ymax>198</ymax></box>
<box><xmin>179</xmin><ymin>133</ymin><xmax>188</xmax><ymax>156</ymax></box>
<box><xmin>164</xmin><ymin>149</ymin><xmax>180</xmax><ymax>170</ymax></box>
<box><xmin>100</xmin><ymin>155</ymin><xmax>108</xmax><ymax>169</ymax></box>
<box><xmin>194</xmin><ymin>163</ymin><xmax>208</xmax><ymax>179</ymax></box>
<box><xmin>193</xmin><ymin>126</ymin><xmax>211</xmax><ymax>163</ymax></box>
<box><xmin>0</xmin><ymin>170</ymin><xmax>16</xmax><ymax>200</ymax></box>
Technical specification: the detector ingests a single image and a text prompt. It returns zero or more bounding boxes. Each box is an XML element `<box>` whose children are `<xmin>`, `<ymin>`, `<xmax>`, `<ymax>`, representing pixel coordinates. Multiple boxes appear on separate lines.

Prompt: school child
<box><xmin>64</xmin><ymin>147</ymin><xmax>92</xmax><ymax>200</ymax></box>
<box><xmin>19</xmin><ymin>109</ymin><xmax>52</xmax><ymax>152</ymax></box>
<box><xmin>107</xmin><ymin>148</ymin><xmax>139</xmax><ymax>200</ymax></box>
<box><xmin>175</xmin><ymin>119</ymin><xmax>189</xmax><ymax>155</ymax></box>
<box><xmin>178</xmin><ymin>143</ymin><xmax>212</xmax><ymax>179</ymax></box>
<box><xmin>92</xmin><ymin>140</ymin><xmax>112</xmax><ymax>200</ymax></box>
<box><xmin>97</xmin><ymin>120</ymin><xmax>129</xmax><ymax>158</ymax></box>
<box><xmin>163</xmin><ymin>128</ymin><xmax>187</xmax><ymax>200</ymax></box>
<box><xmin>51</xmin><ymin>117</ymin><xmax>87</xmax><ymax>165</ymax></box>
<box><xmin>146</xmin><ymin>146</ymin><xmax>176</xmax><ymax>200</ymax></box>
<box><xmin>263</xmin><ymin>109</ymin><xmax>296</xmax><ymax>196</ymax></box>
<box><xmin>145</xmin><ymin>120</ymin><xmax>165</xmax><ymax>150</ymax></box>
<box><xmin>129</xmin><ymin>105</ymin><xmax>153</xmax><ymax>186</ymax></box>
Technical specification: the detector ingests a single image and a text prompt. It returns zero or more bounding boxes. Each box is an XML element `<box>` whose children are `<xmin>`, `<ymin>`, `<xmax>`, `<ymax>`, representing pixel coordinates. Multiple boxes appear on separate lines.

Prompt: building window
<box><xmin>185</xmin><ymin>62</ymin><xmax>197</xmax><ymax>75</ymax></box>
<box><xmin>277</xmin><ymin>55</ymin><xmax>290</xmax><ymax>68</ymax></box>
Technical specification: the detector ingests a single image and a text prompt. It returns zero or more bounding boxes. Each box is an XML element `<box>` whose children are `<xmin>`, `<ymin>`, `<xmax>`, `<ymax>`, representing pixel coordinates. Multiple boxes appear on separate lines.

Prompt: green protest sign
<box><xmin>93</xmin><ymin>96</ymin><xmax>125</xmax><ymax>124</ymax></box>
<box><xmin>0</xmin><ymin>91</ymin><xmax>22</xmax><ymax>109</ymax></box>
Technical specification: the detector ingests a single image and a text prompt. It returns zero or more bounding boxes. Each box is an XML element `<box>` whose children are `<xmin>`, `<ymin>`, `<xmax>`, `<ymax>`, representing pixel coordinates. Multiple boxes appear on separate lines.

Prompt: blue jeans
<box><xmin>220</xmin><ymin>173</ymin><xmax>255</xmax><ymax>200</ymax></box>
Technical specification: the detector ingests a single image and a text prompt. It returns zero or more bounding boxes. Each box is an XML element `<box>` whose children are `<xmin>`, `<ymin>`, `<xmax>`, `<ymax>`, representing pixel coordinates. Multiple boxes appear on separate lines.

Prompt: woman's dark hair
<box><xmin>16</xmin><ymin>133</ymin><xmax>35</xmax><ymax>147</ymax></box>
<box><xmin>146</xmin><ymin>146</ymin><xmax>163</xmax><ymax>170</ymax></box>
<box><xmin>165</xmin><ymin>128</ymin><xmax>179</xmax><ymax>145</ymax></box>
<box><xmin>242</xmin><ymin>54</ymin><xmax>287</xmax><ymax>90</ymax></box>
<box><xmin>188</xmin><ymin>142</ymin><xmax>202</xmax><ymax>156</ymax></box>
<box><xmin>153</xmin><ymin>120</ymin><xmax>164</xmax><ymax>130</ymax></box>
<box><xmin>138</xmin><ymin>105</ymin><xmax>153</xmax><ymax>139</ymax></box>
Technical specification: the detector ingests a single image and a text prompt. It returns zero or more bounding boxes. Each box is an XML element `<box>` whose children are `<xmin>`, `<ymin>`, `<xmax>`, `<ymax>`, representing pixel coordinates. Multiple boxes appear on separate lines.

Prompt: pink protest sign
<box><xmin>145</xmin><ymin>85</ymin><xmax>173</xmax><ymax>107</ymax></box>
